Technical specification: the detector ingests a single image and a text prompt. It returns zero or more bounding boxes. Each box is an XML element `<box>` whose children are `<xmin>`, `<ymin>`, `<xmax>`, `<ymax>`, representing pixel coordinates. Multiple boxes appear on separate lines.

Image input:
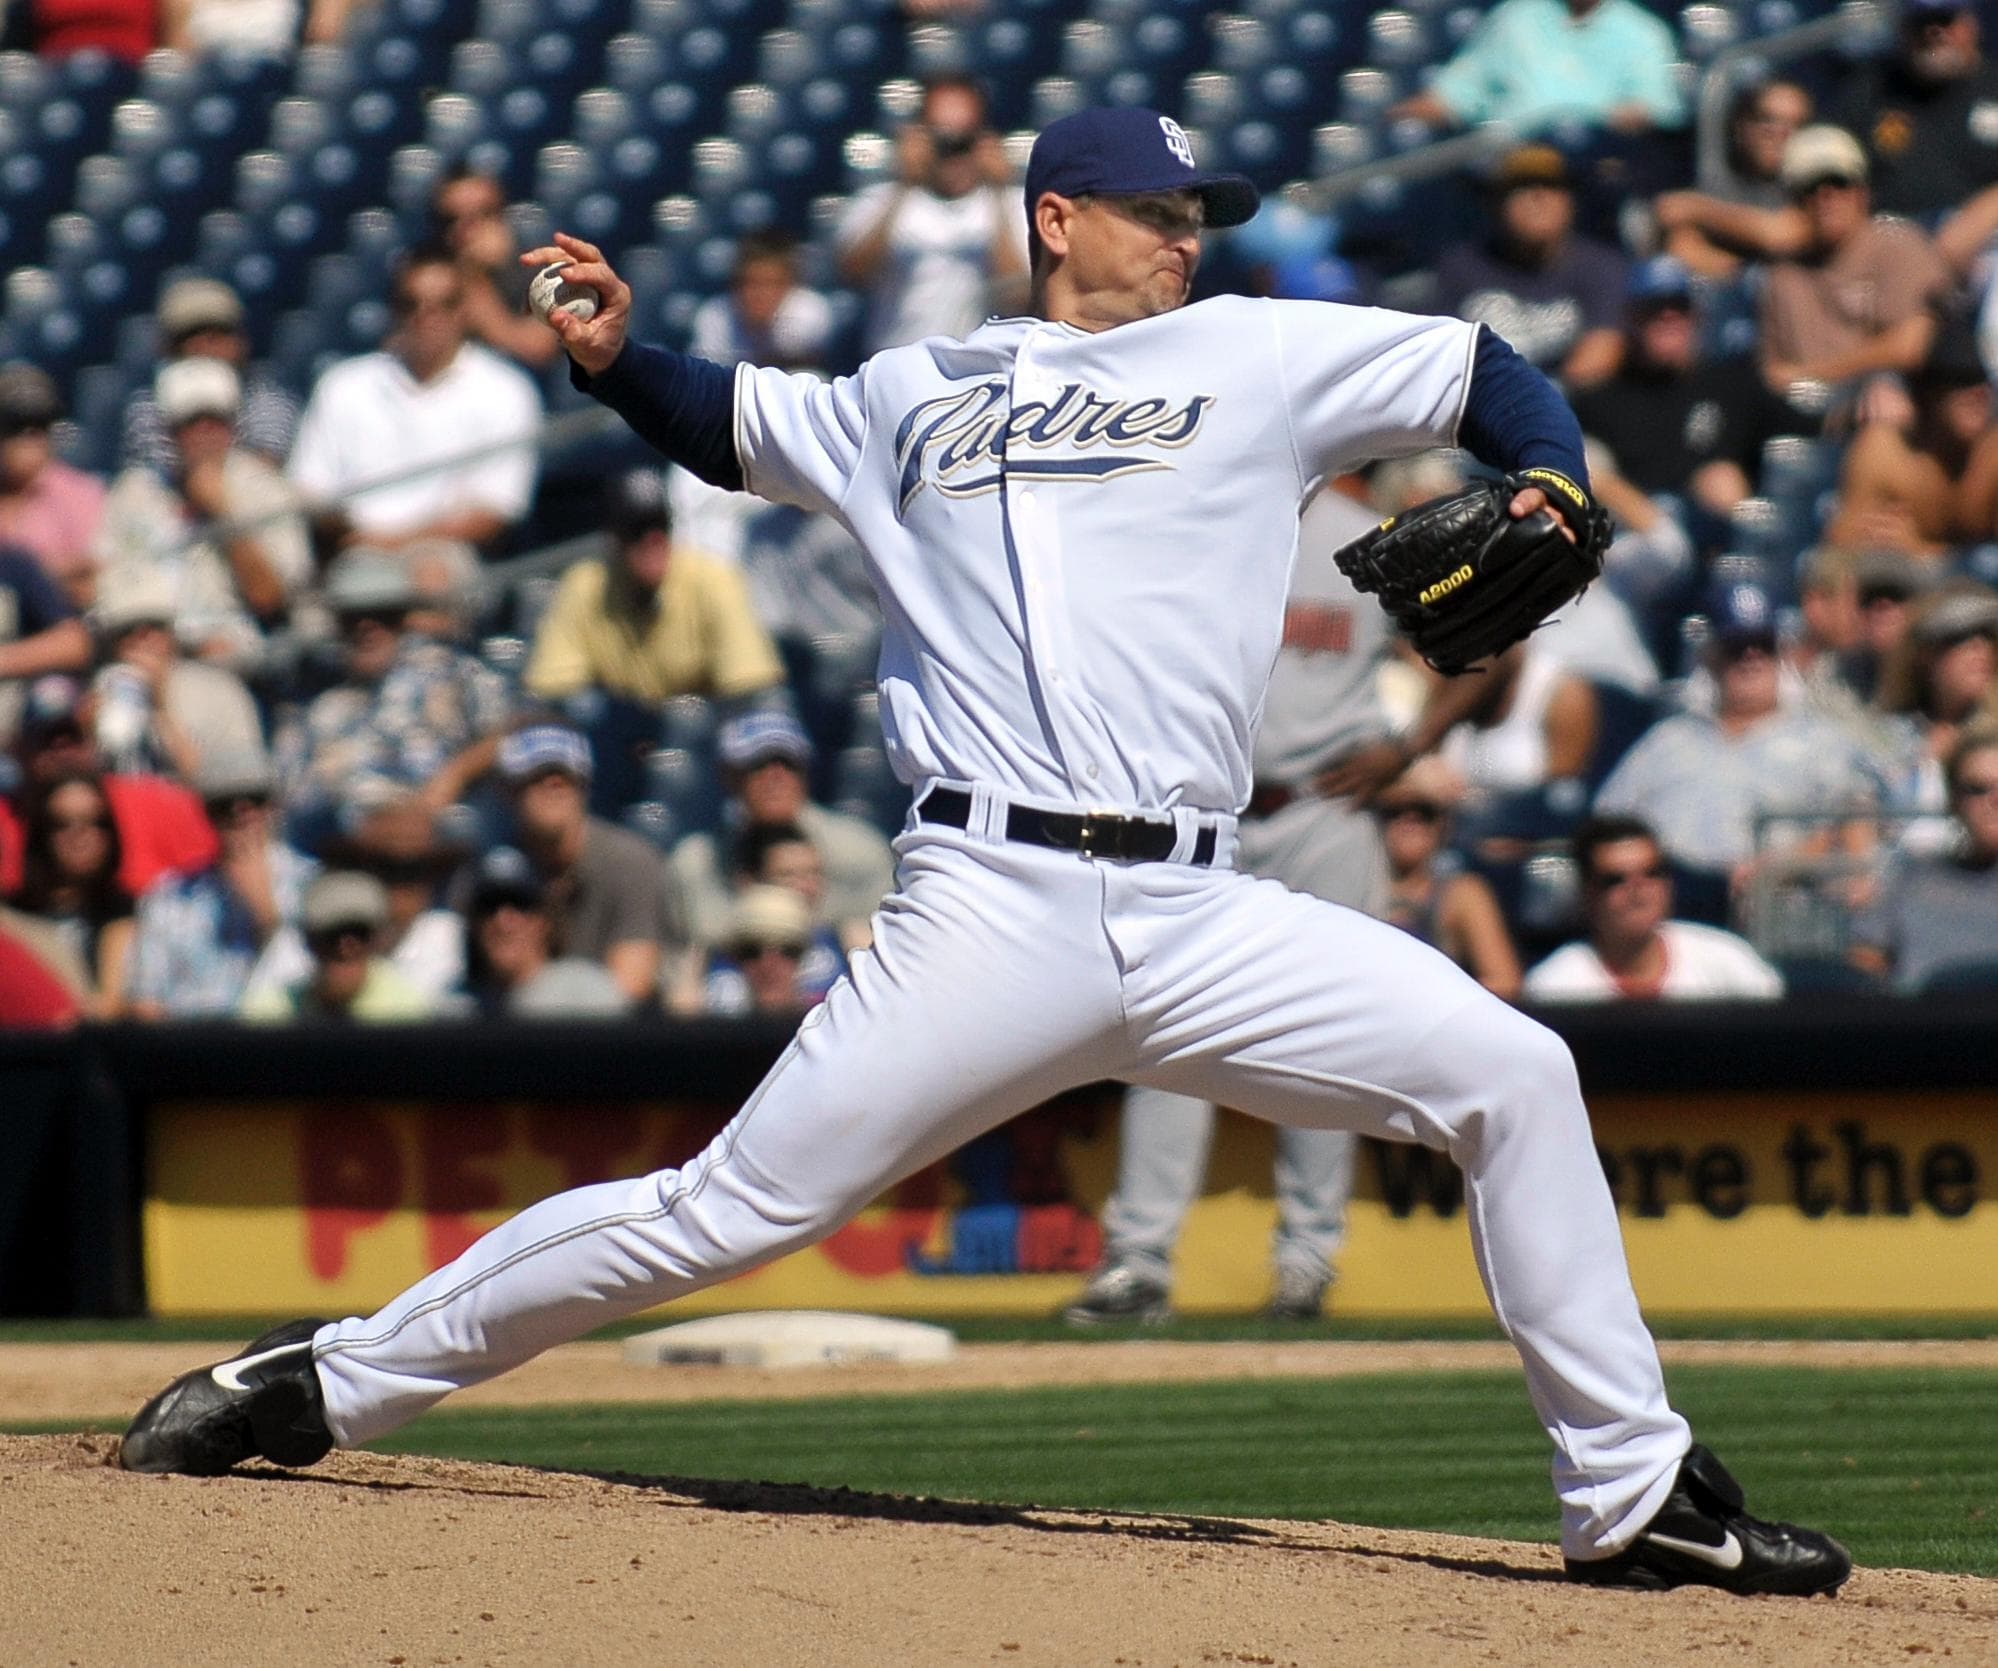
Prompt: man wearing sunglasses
<box><xmin>239</xmin><ymin>869</ymin><xmax>433</xmax><ymax>1023</ymax></box>
<box><xmin>1525</xmin><ymin>815</ymin><xmax>1783</xmax><ymax>1001</ymax></box>
<box><xmin>1758</xmin><ymin>125</ymin><xmax>1949</xmax><ymax>423</ymax></box>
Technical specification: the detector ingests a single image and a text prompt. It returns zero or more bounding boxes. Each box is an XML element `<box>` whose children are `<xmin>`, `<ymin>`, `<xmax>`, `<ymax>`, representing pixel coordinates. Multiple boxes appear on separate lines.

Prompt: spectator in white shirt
<box><xmin>288</xmin><ymin>245</ymin><xmax>541</xmax><ymax>620</ymax></box>
<box><xmin>1525</xmin><ymin>815</ymin><xmax>1786</xmax><ymax>1001</ymax></box>
<box><xmin>690</xmin><ymin>231</ymin><xmax>835</xmax><ymax>372</ymax></box>
<box><xmin>94</xmin><ymin>358</ymin><xmax>311</xmax><ymax>672</ymax></box>
<box><xmin>834</xmin><ymin>75</ymin><xmax>1029</xmax><ymax>352</ymax></box>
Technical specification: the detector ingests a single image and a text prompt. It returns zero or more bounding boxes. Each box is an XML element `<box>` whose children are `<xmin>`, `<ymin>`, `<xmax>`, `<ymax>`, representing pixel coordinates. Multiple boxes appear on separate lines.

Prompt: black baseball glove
<box><xmin>1334</xmin><ymin>469</ymin><xmax>1611</xmax><ymax>675</ymax></box>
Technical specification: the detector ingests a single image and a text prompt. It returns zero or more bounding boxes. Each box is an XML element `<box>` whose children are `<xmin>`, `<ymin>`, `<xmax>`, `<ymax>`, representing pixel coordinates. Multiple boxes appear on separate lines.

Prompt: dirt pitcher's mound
<box><xmin>3</xmin><ymin>1435</ymin><xmax>1992</xmax><ymax>1668</ymax></box>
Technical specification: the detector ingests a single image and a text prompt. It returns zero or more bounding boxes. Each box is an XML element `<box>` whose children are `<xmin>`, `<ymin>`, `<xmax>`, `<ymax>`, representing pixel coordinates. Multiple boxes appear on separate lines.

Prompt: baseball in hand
<box><xmin>528</xmin><ymin>259</ymin><xmax>599</xmax><ymax>324</ymax></box>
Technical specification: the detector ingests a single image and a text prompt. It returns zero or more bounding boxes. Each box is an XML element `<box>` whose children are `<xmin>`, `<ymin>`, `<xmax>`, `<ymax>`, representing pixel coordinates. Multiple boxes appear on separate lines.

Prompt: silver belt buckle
<box><xmin>1074</xmin><ymin>808</ymin><xmax>1110</xmax><ymax>859</ymax></box>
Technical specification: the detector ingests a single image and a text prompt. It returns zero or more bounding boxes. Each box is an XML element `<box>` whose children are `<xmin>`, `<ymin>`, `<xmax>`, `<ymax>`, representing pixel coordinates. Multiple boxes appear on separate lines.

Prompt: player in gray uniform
<box><xmin>1068</xmin><ymin>486</ymin><xmax>1391</xmax><ymax>1322</ymax></box>
<box><xmin>120</xmin><ymin>107</ymin><xmax>1849</xmax><ymax>1598</ymax></box>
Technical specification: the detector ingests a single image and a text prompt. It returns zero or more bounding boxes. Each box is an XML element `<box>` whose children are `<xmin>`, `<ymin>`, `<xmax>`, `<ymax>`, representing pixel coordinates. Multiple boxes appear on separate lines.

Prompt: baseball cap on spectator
<box><xmin>157</xmin><ymin>277</ymin><xmax>244</xmax><ymax>344</ymax></box>
<box><xmin>1023</xmin><ymin>107</ymin><xmax>1260</xmax><ymax>233</ymax></box>
<box><xmin>1904</xmin><ymin>0</ymin><xmax>1968</xmax><ymax>19</ymax></box>
<box><xmin>718</xmin><ymin>710</ymin><xmax>813</xmax><ymax>772</ymax></box>
<box><xmin>155</xmin><ymin>357</ymin><xmax>241</xmax><ymax>427</ymax></box>
<box><xmin>194</xmin><ymin>748</ymin><xmax>276</xmax><ymax>804</ymax></box>
<box><xmin>1706</xmin><ymin>579</ymin><xmax>1779</xmax><ymax>649</ymax></box>
<box><xmin>92</xmin><ymin>568</ymin><xmax>178</xmax><ymax>638</ymax></box>
<box><xmin>1627</xmin><ymin>256</ymin><xmax>1694</xmax><ymax>311</ymax></box>
<box><xmin>467</xmin><ymin>845</ymin><xmax>547</xmax><ymax>911</ymax></box>
<box><xmin>1912</xmin><ymin>588</ymin><xmax>1998</xmax><ymax>647</ymax></box>
<box><xmin>0</xmin><ymin>363</ymin><xmax>61</xmax><ymax>433</ymax></box>
<box><xmin>1780</xmin><ymin>125</ymin><xmax>1867</xmax><ymax>193</ymax></box>
<box><xmin>728</xmin><ymin>883</ymin><xmax>812</xmax><ymax>955</ymax></box>
<box><xmin>497</xmin><ymin>722</ymin><xmax>593</xmax><ymax>784</ymax></box>
<box><xmin>17</xmin><ymin>675</ymin><xmax>84</xmax><ymax>746</ymax></box>
<box><xmin>1490</xmin><ymin>143</ymin><xmax>1571</xmax><ymax>193</ymax></box>
<box><xmin>1853</xmin><ymin>549</ymin><xmax>1933</xmax><ymax>606</ymax></box>
<box><xmin>324</xmin><ymin>550</ymin><xmax>418</xmax><ymax>616</ymax></box>
<box><xmin>605</xmin><ymin>469</ymin><xmax>672</xmax><ymax>538</ymax></box>
<box><xmin>302</xmin><ymin>869</ymin><xmax>390</xmax><ymax>939</ymax></box>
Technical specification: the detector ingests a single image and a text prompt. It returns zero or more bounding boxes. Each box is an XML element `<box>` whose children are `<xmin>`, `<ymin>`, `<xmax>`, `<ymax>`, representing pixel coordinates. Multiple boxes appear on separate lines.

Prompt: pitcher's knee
<box><xmin>1443</xmin><ymin>1000</ymin><xmax>1586</xmax><ymax>1130</ymax></box>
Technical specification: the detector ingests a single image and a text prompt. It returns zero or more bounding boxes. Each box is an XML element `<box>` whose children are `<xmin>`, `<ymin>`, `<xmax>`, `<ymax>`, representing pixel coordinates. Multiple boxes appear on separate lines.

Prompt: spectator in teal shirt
<box><xmin>1391</xmin><ymin>0</ymin><xmax>1687</xmax><ymax>137</ymax></box>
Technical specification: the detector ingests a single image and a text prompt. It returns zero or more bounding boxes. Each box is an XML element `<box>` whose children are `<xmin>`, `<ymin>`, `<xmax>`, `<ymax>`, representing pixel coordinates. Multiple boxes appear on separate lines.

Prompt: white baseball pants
<box><xmin>313</xmin><ymin>828</ymin><xmax>1690</xmax><ymax>1558</ymax></box>
<box><xmin>1103</xmin><ymin>791</ymin><xmax>1386</xmax><ymax>1289</ymax></box>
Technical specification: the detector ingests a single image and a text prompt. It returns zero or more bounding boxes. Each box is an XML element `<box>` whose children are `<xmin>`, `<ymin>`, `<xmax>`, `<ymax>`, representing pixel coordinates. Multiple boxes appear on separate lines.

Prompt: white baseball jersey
<box><xmin>309</xmin><ymin>292</ymin><xmax>1695</xmax><ymax>1566</ymax></box>
<box><xmin>734</xmin><ymin>297</ymin><xmax>1478</xmax><ymax>817</ymax></box>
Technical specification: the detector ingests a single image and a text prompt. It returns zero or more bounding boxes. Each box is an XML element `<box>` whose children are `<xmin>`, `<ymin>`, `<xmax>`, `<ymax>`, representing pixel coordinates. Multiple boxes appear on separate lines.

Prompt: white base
<box><xmin>620</xmin><ymin>1310</ymin><xmax>959</xmax><ymax>1370</ymax></box>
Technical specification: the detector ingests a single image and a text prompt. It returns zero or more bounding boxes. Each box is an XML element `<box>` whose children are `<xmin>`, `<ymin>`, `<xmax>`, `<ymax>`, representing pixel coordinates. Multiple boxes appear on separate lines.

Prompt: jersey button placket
<box><xmin>1006</xmin><ymin>351</ymin><xmax>1085</xmax><ymax>787</ymax></box>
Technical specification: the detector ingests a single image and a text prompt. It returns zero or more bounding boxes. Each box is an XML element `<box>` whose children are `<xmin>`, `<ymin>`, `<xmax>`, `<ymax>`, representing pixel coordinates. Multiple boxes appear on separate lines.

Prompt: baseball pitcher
<box><xmin>122</xmin><ymin>107</ymin><xmax>1847</xmax><ymax>1597</ymax></box>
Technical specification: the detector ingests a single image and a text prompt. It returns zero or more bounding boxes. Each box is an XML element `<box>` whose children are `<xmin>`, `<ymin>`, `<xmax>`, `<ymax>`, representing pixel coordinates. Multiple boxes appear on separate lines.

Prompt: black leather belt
<box><xmin>919</xmin><ymin>787</ymin><xmax>1220</xmax><ymax>866</ymax></box>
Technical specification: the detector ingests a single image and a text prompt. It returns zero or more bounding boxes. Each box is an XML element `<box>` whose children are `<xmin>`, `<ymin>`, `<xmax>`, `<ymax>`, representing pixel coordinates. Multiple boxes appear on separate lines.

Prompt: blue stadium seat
<box><xmin>233</xmin><ymin>149</ymin><xmax>294</xmax><ymax>218</ymax></box>
<box><xmin>109</xmin><ymin>97</ymin><xmax>177</xmax><ymax>161</ymax></box>
<box><xmin>385</xmin><ymin>143</ymin><xmax>447</xmax><ymax>221</ymax></box>
<box><xmin>294</xmin><ymin>42</ymin><xmax>360</xmax><ymax>104</ymax></box>
<box><xmin>151</xmin><ymin>144</ymin><xmax>228</xmax><ymax>223</ymax></box>
<box><xmin>1061</xmin><ymin>19</ymin><xmax>1121</xmax><ymax>81</ymax></box>
<box><xmin>343</xmin><ymin>296</ymin><xmax>393</xmax><ymax>354</ymax></box>
<box><xmin>301</xmin><ymin>142</ymin><xmax>367</xmax><ymax>219</ymax></box>
<box><xmin>67</xmin><ymin>362</ymin><xmax>131</xmax><ymax>472</ymax></box>
<box><xmin>113</xmin><ymin>202</ymin><xmax>174</xmax><ymax>287</ymax></box>
<box><xmin>345</xmin><ymin>88</ymin><xmax>416</xmax><ymax>151</ymax></box>
<box><xmin>43</xmin><ymin>211</ymin><xmax>102</xmax><ymax>279</ymax></box>
<box><xmin>1100</xmin><ymin>69</ymin><xmax>1157</xmax><ymax>109</ymax></box>
<box><xmin>607</xmin><ymin>133</ymin><xmax>667</xmax><ymax>214</ymax></box>
<box><xmin>498</xmin><ymin>86</ymin><xmax>563</xmax><ymax>153</ymax></box>
<box><xmin>425</xmin><ymin>92</ymin><xmax>490</xmax><ymax>156</ymax></box>
<box><xmin>184</xmin><ymin>90</ymin><xmax>252</xmax><ymax>152</ymax></box>
<box><xmin>1183</xmin><ymin>71</ymin><xmax>1243</xmax><ymax>131</ymax></box>
<box><xmin>604</xmin><ymin>32</ymin><xmax>667</xmax><ymax>96</ymax></box>
<box><xmin>368</xmin><ymin>33</ymin><xmax>431</xmax><ymax>93</ymax></box>
<box><xmin>644</xmin><ymin>747</ymin><xmax>722</xmax><ymax>839</ymax></box>
<box><xmin>194</xmin><ymin>207</ymin><xmax>253</xmax><ymax>272</ymax></box>
<box><xmin>574</xmin><ymin>86</ymin><xmax>636</xmax><ymax>151</ymax></box>
<box><xmin>1367</xmin><ymin>7</ymin><xmax>1434</xmax><ymax>67</ymax></box>
<box><xmin>448</xmin><ymin>38</ymin><xmax>514</xmax><ymax>99</ymax></box>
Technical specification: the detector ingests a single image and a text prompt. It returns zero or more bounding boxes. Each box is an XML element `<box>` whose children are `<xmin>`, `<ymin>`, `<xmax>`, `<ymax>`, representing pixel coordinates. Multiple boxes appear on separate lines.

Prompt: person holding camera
<box><xmin>834</xmin><ymin>74</ymin><xmax>1029</xmax><ymax>352</ymax></box>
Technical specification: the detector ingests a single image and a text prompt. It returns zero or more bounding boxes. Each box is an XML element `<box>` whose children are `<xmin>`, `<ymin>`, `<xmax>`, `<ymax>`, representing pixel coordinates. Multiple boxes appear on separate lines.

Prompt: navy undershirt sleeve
<box><xmin>570</xmin><ymin>340</ymin><xmax>745</xmax><ymax>492</ymax></box>
<box><xmin>1456</xmin><ymin>325</ymin><xmax>1591</xmax><ymax>491</ymax></box>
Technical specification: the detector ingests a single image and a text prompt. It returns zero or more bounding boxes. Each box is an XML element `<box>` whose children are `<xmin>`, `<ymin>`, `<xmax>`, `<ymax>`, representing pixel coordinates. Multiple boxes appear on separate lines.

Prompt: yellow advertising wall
<box><xmin>143</xmin><ymin>1090</ymin><xmax>1998</xmax><ymax>1317</ymax></box>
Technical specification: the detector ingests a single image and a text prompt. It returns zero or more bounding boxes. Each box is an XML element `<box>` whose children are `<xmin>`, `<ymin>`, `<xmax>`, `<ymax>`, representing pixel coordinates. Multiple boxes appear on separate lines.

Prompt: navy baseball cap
<box><xmin>1707</xmin><ymin>579</ymin><xmax>1779</xmax><ymax>647</ymax></box>
<box><xmin>1627</xmin><ymin>255</ymin><xmax>1694</xmax><ymax>308</ymax></box>
<box><xmin>1024</xmin><ymin>108</ymin><xmax>1260</xmax><ymax>237</ymax></box>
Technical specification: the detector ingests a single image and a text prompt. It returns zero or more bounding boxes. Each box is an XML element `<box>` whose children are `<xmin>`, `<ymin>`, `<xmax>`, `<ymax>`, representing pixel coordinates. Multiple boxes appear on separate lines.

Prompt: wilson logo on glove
<box><xmin>1333</xmin><ymin>475</ymin><xmax>1610</xmax><ymax>675</ymax></box>
<box><xmin>1418</xmin><ymin>564</ymin><xmax>1475</xmax><ymax>606</ymax></box>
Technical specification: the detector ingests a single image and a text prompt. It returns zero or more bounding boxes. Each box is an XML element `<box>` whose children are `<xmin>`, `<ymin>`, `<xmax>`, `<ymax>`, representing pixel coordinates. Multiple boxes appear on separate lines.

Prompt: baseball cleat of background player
<box><xmin>1062</xmin><ymin>1262</ymin><xmax>1172</xmax><ymax>1325</ymax></box>
<box><xmin>119</xmin><ymin>105</ymin><xmax>1852</xmax><ymax>1592</ymax></box>
<box><xmin>1565</xmin><ymin>1444</ymin><xmax>1851</xmax><ymax>1596</ymax></box>
<box><xmin>120</xmin><ymin>1319</ymin><xmax>334</xmax><ymax>1476</ymax></box>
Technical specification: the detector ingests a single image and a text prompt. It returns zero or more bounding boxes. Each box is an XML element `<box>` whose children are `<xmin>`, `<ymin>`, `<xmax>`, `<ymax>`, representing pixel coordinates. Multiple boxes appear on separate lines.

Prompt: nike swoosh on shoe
<box><xmin>210</xmin><ymin>1340</ymin><xmax>315</xmax><ymax>1393</ymax></box>
<box><xmin>1643</xmin><ymin>1529</ymin><xmax>1745</xmax><ymax>1571</ymax></box>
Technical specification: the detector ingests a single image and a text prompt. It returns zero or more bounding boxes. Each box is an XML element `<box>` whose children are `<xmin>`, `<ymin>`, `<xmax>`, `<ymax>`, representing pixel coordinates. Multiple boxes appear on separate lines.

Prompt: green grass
<box><xmin>3</xmin><ymin>1311</ymin><xmax>1995</xmax><ymax>1345</ymax></box>
<box><xmin>12</xmin><ymin>1366</ymin><xmax>1993</xmax><ymax>1574</ymax></box>
<box><xmin>359</xmin><ymin>1366</ymin><xmax>1991</xmax><ymax>1576</ymax></box>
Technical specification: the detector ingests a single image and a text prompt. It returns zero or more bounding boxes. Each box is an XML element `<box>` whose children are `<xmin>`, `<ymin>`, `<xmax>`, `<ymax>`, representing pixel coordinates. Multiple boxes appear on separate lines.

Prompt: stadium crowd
<box><xmin>4</xmin><ymin>0</ymin><xmax>1998</xmax><ymax>1030</ymax></box>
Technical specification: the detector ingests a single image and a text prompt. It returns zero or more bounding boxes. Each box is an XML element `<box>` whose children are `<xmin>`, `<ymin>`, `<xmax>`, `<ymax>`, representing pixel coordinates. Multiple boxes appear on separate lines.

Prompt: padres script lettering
<box><xmin>895</xmin><ymin>379</ymin><xmax>1216</xmax><ymax>512</ymax></box>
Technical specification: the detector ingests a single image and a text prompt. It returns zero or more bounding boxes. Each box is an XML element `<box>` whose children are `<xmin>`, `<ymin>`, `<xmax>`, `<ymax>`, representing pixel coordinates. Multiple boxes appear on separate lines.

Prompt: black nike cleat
<box><xmin>120</xmin><ymin>1319</ymin><xmax>335</xmax><ymax>1476</ymax></box>
<box><xmin>1566</xmin><ymin>1443</ymin><xmax>1852</xmax><ymax>1597</ymax></box>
